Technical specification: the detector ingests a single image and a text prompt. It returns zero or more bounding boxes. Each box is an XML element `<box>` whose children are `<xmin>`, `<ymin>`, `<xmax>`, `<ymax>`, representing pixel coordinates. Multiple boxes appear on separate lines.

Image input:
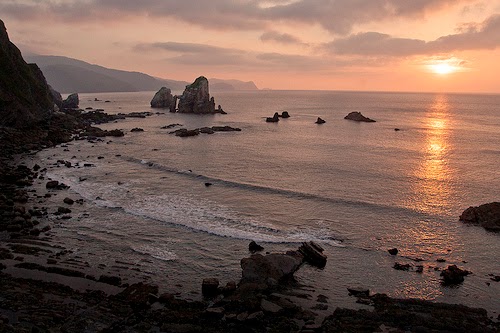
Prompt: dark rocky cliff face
<box><xmin>0</xmin><ymin>19</ymin><xmax>54</xmax><ymax>128</ymax></box>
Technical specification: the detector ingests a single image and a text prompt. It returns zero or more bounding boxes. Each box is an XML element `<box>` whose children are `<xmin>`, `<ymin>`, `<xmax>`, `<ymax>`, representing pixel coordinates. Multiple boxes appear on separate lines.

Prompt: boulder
<box><xmin>266</xmin><ymin>112</ymin><xmax>280</xmax><ymax>123</ymax></box>
<box><xmin>63</xmin><ymin>197</ymin><xmax>74</xmax><ymax>205</ymax></box>
<box><xmin>388</xmin><ymin>248</ymin><xmax>398</xmax><ymax>255</ymax></box>
<box><xmin>299</xmin><ymin>241</ymin><xmax>327</xmax><ymax>267</ymax></box>
<box><xmin>62</xmin><ymin>93</ymin><xmax>79</xmax><ymax>109</ymax></box>
<box><xmin>315</xmin><ymin>117</ymin><xmax>326</xmax><ymax>124</ymax></box>
<box><xmin>240</xmin><ymin>251</ymin><xmax>304</xmax><ymax>284</ymax></box>
<box><xmin>202</xmin><ymin>278</ymin><xmax>219</xmax><ymax>296</ymax></box>
<box><xmin>249</xmin><ymin>241</ymin><xmax>264</xmax><ymax>253</ymax></box>
<box><xmin>177</xmin><ymin>76</ymin><xmax>223</xmax><ymax>114</ymax></box>
<box><xmin>347</xmin><ymin>287</ymin><xmax>370</xmax><ymax>297</ymax></box>
<box><xmin>459</xmin><ymin>202</ymin><xmax>500</xmax><ymax>232</ymax></box>
<box><xmin>130</xmin><ymin>127</ymin><xmax>144</xmax><ymax>132</ymax></box>
<box><xmin>150</xmin><ymin>87</ymin><xmax>173</xmax><ymax>108</ymax></box>
<box><xmin>344</xmin><ymin>111</ymin><xmax>376</xmax><ymax>122</ymax></box>
<box><xmin>281</xmin><ymin>111</ymin><xmax>290</xmax><ymax>118</ymax></box>
<box><xmin>440</xmin><ymin>265</ymin><xmax>470</xmax><ymax>285</ymax></box>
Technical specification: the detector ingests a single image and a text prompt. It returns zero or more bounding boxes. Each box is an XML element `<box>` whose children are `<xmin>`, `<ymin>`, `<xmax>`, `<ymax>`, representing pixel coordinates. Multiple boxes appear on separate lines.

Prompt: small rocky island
<box><xmin>150</xmin><ymin>87</ymin><xmax>174</xmax><ymax>110</ymax></box>
<box><xmin>344</xmin><ymin>111</ymin><xmax>376</xmax><ymax>122</ymax></box>
<box><xmin>151</xmin><ymin>77</ymin><xmax>226</xmax><ymax>114</ymax></box>
<box><xmin>460</xmin><ymin>202</ymin><xmax>500</xmax><ymax>232</ymax></box>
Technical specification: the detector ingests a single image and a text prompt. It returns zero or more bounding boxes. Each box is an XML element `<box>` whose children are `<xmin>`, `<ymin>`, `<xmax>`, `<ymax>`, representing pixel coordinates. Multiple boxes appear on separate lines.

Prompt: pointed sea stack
<box><xmin>177</xmin><ymin>76</ymin><xmax>224</xmax><ymax>114</ymax></box>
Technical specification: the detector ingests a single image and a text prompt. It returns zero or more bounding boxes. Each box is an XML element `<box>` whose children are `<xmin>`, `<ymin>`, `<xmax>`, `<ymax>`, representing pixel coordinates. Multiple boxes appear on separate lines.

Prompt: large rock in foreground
<box><xmin>460</xmin><ymin>202</ymin><xmax>500</xmax><ymax>232</ymax></box>
<box><xmin>0</xmin><ymin>19</ymin><xmax>56</xmax><ymax>127</ymax></box>
<box><xmin>344</xmin><ymin>111</ymin><xmax>376</xmax><ymax>122</ymax></box>
<box><xmin>177</xmin><ymin>76</ymin><xmax>224</xmax><ymax>114</ymax></box>
<box><xmin>240</xmin><ymin>251</ymin><xmax>304</xmax><ymax>285</ymax></box>
<box><xmin>150</xmin><ymin>87</ymin><xmax>173</xmax><ymax>109</ymax></box>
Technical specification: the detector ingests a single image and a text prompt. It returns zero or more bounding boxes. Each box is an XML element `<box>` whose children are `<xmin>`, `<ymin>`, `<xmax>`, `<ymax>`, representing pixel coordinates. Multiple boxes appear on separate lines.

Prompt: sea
<box><xmin>33</xmin><ymin>90</ymin><xmax>499</xmax><ymax>316</ymax></box>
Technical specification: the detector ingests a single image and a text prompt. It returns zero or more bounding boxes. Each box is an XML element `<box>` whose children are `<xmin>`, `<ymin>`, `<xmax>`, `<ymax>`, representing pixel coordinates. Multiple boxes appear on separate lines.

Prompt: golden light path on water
<box><xmin>396</xmin><ymin>95</ymin><xmax>459</xmax><ymax>300</ymax></box>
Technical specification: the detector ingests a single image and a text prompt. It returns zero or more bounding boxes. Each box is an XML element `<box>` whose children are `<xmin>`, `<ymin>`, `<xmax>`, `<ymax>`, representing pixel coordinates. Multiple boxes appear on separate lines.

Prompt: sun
<box><xmin>430</xmin><ymin>63</ymin><xmax>456</xmax><ymax>75</ymax></box>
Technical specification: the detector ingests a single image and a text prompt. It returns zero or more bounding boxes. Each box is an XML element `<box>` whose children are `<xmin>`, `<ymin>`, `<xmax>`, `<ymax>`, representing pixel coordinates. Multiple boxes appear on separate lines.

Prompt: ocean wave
<box><xmin>44</xmin><ymin>171</ymin><xmax>343</xmax><ymax>245</ymax></box>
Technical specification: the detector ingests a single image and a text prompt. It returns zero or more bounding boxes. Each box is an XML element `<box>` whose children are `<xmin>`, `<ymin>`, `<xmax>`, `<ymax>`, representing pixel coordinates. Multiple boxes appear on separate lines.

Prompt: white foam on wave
<box><xmin>131</xmin><ymin>244</ymin><xmax>177</xmax><ymax>261</ymax></box>
<box><xmin>45</xmin><ymin>170</ymin><xmax>342</xmax><ymax>245</ymax></box>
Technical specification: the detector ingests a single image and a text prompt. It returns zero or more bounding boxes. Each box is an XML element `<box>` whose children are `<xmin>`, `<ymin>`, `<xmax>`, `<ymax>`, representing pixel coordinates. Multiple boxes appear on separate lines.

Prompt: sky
<box><xmin>2</xmin><ymin>0</ymin><xmax>500</xmax><ymax>93</ymax></box>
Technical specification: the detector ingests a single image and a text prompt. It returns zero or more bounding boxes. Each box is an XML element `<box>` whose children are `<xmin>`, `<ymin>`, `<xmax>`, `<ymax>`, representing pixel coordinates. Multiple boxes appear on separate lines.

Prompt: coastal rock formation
<box><xmin>0</xmin><ymin>19</ymin><xmax>56</xmax><ymax>127</ymax></box>
<box><xmin>62</xmin><ymin>93</ymin><xmax>79</xmax><ymax>109</ymax></box>
<box><xmin>440</xmin><ymin>265</ymin><xmax>470</xmax><ymax>285</ymax></box>
<box><xmin>460</xmin><ymin>202</ymin><xmax>500</xmax><ymax>232</ymax></box>
<box><xmin>266</xmin><ymin>112</ymin><xmax>280</xmax><ymax>122</ymax></box>
<box><xmin>170</xmin><ymin>126</ymin><xmax>241</xmax><ymax>137</ymax></box>
<box><xmin>177</xmin><ymin>76</ymin><xmax>224</xmax><ymax>114</ymax></box>
<box><xmin>315</xmin><ymin>117</ymin><xmax>326</xmax><ymax>124</ymax></box>
<box><xmin>150</xmin><ymin>87</ymin><xmax>173</xmax><ymax>108</ymax></box>
<box><xmin>240</xmin><ymin>251</ymin><xmax>304</xmax><ymax>284</ymax></box>
<box><xmin>344</xmin><ymin>111</ymin><xmax>376</xmax><ymax>122</ymax></box>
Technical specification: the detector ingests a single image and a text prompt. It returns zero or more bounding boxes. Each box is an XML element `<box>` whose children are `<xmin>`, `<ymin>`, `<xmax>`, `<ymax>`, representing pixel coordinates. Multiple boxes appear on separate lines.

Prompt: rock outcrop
<box><xmin>460</xmin><ymin>202</ymin><xmax>500</xmax><ymax>232</ymax></box>
<box><xmin>150</xmin><ymin>87</ymin><xmax>173</xmax><ymax>109</ymax></box>
<box><xmin>177</xmin><ymin>76</ymin><xmax>224</xmax><ymax>114</ymax></box>
<box><xmin>240</xmin><ymin>251</ymin><xmax>304</xmax><ymax>285</ymax></box>
<box><xmin>0</xmin><ymin>19</ymin><xmax>56</xmax><ymax>127</ymax></box>
<box><xmin>266</xmin><ymin>112</ymin><xmax>280</xmax><ymax>123</ymax></box>
<box><xmin>315</xmin><ymin>117</ymin><xmax>326</xmax><ymax>124</ymax></box>
<box><xmin>62</xmin><ymin>93</ymin><xmax>79</xmax><ymax>109</ymax></box>
<box><xmin>344</xmin><ymin>111</ymin><xmax>376</xmax><ymax>122</ymax></box>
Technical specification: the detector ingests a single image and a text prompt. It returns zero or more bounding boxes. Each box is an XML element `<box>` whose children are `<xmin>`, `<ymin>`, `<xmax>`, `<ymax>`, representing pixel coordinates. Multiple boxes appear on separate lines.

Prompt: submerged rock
<box><xmin>150</xmin><ymin>87</ymin><xmax>174</xmax><ymax>108</ymax></box>
<box><xmin>344</xmin><ymin>111</ymin><xmax>376</xmax><ymax>122</ymax></box>
<box><xmin>459</xmin><ymin>202</ymin><xmax>500</xmax><ymax>232</ymax></box>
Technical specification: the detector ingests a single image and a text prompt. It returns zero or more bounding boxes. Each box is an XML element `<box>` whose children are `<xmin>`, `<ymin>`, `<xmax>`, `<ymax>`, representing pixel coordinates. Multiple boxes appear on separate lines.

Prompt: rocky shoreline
<box><xmin>1</xmin><ymin>121</ymin><xmax>499</xmax><ymax>332</ymax></box>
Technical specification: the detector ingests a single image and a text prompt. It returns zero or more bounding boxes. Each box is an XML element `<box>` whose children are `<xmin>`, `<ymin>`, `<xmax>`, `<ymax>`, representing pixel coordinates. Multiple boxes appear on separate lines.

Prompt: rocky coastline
<box><xmin>1</xmin><ymin>18</ymin><xmax>499</xmax><ymax>333</ymax></box>
<box><xmin>1</xmin><ymin>121</ymin><xmax>498</xmax><ymax>332</ymax></box>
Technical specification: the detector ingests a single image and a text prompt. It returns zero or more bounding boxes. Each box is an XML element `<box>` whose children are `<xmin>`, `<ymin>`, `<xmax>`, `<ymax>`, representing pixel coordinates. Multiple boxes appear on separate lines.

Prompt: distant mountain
<box><xmin>209</xmin><ymin>78</ymin><xmax>259</xmax><ymax>91</ymax></box>
<box><xmin>25</xmin><ymin>54</ymin><xmax>258</xmax><ymax>93</ymax></box>
<box><xmin>25</xmin><ymin>55</ymin><xmax>188</xmax><ymax>93</ymax></box>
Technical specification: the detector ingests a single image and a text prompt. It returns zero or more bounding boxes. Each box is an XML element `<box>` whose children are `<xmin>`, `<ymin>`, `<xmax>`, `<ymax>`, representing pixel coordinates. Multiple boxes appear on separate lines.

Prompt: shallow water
<box><xmin>34</xmin><ymin>90</ymin><xmax>499</xmax><ymax>315</ymax></box>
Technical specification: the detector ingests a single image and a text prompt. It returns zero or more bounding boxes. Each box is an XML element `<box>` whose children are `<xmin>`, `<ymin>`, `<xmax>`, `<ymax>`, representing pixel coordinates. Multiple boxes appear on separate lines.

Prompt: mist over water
<box><xmin>44</xmin><ymin>90</ymin><xmax>499</xmax><ymax>314</ymax></box>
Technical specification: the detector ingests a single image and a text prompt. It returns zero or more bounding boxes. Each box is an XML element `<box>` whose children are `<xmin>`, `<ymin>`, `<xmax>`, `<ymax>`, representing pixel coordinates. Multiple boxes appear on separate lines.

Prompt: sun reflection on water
<box><xmin>409</xmin><ymin>95</ymin><xmax>454</xmax><ymax>215</ymax></box>
<box><xmin>394</xmin><ymin>95</ymin><xmax>460</xmax><ymax>299</ymax></box>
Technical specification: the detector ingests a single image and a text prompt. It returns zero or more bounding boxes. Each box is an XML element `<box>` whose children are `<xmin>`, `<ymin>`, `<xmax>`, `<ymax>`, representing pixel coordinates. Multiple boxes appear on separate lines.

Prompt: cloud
<box><xmin>136</xmin><ymin>41</ymin><xmax>326</xmax><ymax>70</ymax></box>
<box><xmin>137</xmin><ymin>42</ymin><xmax>243</xmax><ymax>55</ymax></box>
<box><xmin>260</xmin><ymin>31</ymin><xmax>306</xmax><ymax>45</ymax></box>
<box><xmin>328</xmin><ymin>14</ymin><xmax>500</xmax><ymax>56</ymax></box>
<box><xmin>0</xmin><ymin>0</ymin><xmax>475</xmax><ymax>35</ymax></box>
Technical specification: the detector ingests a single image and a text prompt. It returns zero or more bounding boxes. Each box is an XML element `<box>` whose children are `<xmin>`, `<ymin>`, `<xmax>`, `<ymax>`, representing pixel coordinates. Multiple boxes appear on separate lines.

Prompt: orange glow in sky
<box><xmin>1</xmin><ymin>1</ymin><xmax>500</xmax><ymax>93</ymax></box>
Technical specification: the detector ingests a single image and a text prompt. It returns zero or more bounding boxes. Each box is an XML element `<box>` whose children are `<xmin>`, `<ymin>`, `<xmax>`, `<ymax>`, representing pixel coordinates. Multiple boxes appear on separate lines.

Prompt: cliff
<box><xmin>0</xmin><ymin>19</ymin><xmax>55</xmax><ymax>128</ymax></box>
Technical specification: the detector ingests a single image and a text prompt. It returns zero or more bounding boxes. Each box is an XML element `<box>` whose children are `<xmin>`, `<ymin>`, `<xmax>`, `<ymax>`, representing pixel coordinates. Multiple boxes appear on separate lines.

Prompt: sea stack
<box><xmin>344</xmin><ymin>111</ymin><xmax>376</xmax><ymax>122</ymax></box>
<box><xmin>150</xmin><ymin>87</ymin><xmax>174</xmax><ymax>109</ymax></box>
<box><xmin>177</xmin><ymin>76</ymin><xmax>224</xmax><ymax>114</ymax></box>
